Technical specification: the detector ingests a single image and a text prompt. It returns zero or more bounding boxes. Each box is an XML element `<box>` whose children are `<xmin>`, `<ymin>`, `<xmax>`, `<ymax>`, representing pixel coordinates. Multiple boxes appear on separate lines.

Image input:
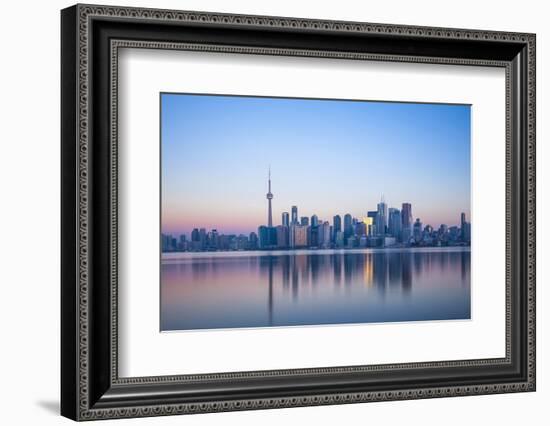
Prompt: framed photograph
<box><xmin>61</xmin><ymin>4</ymin><xmax>536</xmax><ymax>421</ymax></box>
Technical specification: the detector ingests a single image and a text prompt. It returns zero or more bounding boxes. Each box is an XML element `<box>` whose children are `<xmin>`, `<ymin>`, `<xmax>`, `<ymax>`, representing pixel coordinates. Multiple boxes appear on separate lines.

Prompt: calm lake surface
<box><xmin>160</xmin><ymin>247</ymin><xmax>470</xmax><ymax>331</ymax></box>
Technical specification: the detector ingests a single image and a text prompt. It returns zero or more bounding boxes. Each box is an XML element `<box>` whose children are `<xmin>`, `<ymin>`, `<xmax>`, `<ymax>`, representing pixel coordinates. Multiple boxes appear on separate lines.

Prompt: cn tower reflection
<box><xmin>161</xmin><ymin>249</ymin><xmax>470</xmax><ymax>331</ymax></box>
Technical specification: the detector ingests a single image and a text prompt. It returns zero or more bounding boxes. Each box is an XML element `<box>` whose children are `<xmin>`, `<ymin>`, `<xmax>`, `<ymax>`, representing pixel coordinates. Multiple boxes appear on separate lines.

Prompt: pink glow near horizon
<box><xmin>161</xmin><ymin>94</ymin><xmax>471</xmax><ymax>238</ymax></box>
<box><xmin>162</xmin><ymin>203</ymin><xmax>470</xmax><ymax>237</ymax></box>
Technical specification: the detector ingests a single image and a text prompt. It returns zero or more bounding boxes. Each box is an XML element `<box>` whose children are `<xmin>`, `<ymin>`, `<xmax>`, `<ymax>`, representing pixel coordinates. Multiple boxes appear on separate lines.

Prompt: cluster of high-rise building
<box><xmin>161</xmin><ymin>172</ymin><xmax>471</xmax><ymax>253</ymax></box>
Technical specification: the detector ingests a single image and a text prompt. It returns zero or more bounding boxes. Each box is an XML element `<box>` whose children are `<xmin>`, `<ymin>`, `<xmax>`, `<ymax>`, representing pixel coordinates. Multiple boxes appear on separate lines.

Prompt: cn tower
<box><xmin>266</xmin><ymin>167</ymin><xmax>273</xmax><ymax>227</ymax></box>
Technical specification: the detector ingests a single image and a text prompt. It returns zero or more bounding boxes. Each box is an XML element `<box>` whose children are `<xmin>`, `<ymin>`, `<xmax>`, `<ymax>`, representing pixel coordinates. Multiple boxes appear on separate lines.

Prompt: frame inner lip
<box><xmin>109</xmin><ymin>38</ymin><xmax>512</xmax><ymax>385</ymax></box>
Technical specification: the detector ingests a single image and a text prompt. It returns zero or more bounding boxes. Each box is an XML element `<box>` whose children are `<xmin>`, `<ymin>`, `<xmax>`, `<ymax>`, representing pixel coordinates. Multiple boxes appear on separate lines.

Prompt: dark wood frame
<box><xmin>61</xmin><ymin>3</ymin><xmax>536</xmax><ymax>421</ymax></box>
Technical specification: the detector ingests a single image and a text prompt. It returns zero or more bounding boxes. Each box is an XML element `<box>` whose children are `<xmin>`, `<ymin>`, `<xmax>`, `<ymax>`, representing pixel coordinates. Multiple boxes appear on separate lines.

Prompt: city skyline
<box><xmin>162</xmin><ymin>169</ymin><xmax>471</xmax><ymax>253</ymax></box>
<box><xmin>161</xmin><ymin>93</ymin><xmax>471</xmax><ymax>236</ymax></box>
<box><xmin>164</xmin><ymin>189</ymin><xmax>470</xmax><ymax>242</ymax></box>
<box><xmin>163</xmin><ymin>168</ymin><xmax>470</xmax><ymax>240</ymax></box>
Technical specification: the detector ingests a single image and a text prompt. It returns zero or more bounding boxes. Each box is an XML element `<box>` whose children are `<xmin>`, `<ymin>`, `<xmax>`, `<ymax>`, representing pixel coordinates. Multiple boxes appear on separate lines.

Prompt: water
<box><xmin>160</xmin><ymin>247</ymin><xmax>470</xmax><ymax>331</ymax></box>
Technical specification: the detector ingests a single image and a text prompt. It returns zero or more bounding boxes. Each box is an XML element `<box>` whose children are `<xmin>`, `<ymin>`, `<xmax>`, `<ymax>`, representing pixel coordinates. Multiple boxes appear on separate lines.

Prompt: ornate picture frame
<box><xmin>61</xmin><ymin>4</ymin><xmax>536</xmax><ymax>421</ymax></box>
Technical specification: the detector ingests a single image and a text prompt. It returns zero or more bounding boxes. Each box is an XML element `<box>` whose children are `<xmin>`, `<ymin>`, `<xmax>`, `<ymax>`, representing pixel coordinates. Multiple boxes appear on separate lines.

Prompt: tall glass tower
<box><xmin>291</xmin><ymin>205</ymin><xmax>298</xmax><ymax>225</ymax></box>
<box><xmin>401</xmin><ymin>203</ymin><xmax>413</xmax><ymax>228</ymax></box>
<box><xmin>282</xmin><ymin>212</ymin><xmax>290</xmax><ymax>227</ymax></box>
<box><xmin>377</xmin><ymin>196</ymin><xmax>388</xmax><ymax>235</ymax></box>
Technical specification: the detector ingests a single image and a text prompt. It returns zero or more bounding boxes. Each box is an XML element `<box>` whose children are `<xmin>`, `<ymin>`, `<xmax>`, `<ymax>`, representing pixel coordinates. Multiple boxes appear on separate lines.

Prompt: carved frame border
<box><xmin>63</xmin><ymin>3</ymin><xmax>535</xmax><ymax>421</ymax></box>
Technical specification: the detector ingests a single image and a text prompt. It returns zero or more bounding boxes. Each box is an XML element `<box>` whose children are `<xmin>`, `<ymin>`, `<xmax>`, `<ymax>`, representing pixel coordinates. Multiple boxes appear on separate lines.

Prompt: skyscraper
<box><xmin>311</xmin><ymin>214</ymin><xmax>319</xmax><ymax>227</ymax></box>
<box><xmin>460</xmin><ymin>212</ymin><xmax>470</xmax><ymax>242</ymax></box>
<box><xmin>309</xmin><ymin>224</ymin><xmax>319</xmax><ymax>247</ymax></box>
<box><xmin>319</xmin><ymin>221</ymin><xmax>331</xmax><ymax>248</ymax></box>
<box><xmin>376</xmin><ymin>197</ymin><xmax>388</xmax><ymax>235</ymax></box>
<box><xmin>249</xmin><ymin>232</ymin><xmax>258</xmax><ymax>249</ymax></box>
<box><xmin>413</xmin><ymin>218</ymin><xmax>423</xmax><ymax>242</ymax></box>
<box><xmin>258</xmin><ymin>225</ymin><xmax>277</xmax><ymax>249</ymax></box>
<box><xmin>333</xmin><ymin>215</ymin><xmax>342</xmax><ymax>242</ymax></box>
<box><xmin>282</xmin><ymin>212</ymin><xmax>290</xmax><ymax>227</ymax></box>
<box><xmin>266</xmin><ymin>168</ymin><xmax>273</xmax><ymax>227</ymax></box>
<box><xmin>367</xmin><ymin>211</ymin><xmax>378</xmax><ymax>235</ymax></box>
<box><xmin>401</xmin><ymin>203</ymin><xmax>412</xmax><ymax>229</ymax></box>
<box><xmin>291</xmin><ymin>205</ymin><xmax>298</xmax><ymax>225</ymax></box>
<box><xmin>161</xmin><ymin>234</ymin><xmax>172</xmax><ymax>252</ymax></box>
<box><xmin>389</xmin><ymin>208</ymin><xmax>402</xmax><ymax>239</ymax></box>
<box><xmin>401</xmin><ymin>203</ymin><xmax>413</xmax><ymax>243</ymax></box>
<box><xmin>463</xmin><ymin>222</ymin><xmax>471</xmax><ymax>243</ymax></box>
<box><xmin>344</xmin><ymin>213</ymin><xmax>353</xmax><ymax>241</ymax></box>
<box><xmin>199</xmin><ymin>228</ymin><xmax>207</xmax><ymax>250</ymax></box>
<box><xmin>354</xmin><ymin>221</ymin><xmax>366</xmax><ymax>237</ymax></box>
<box><xmin>362</xmin><ymin>216</ymin><xmax>374</xmax><ymax>236</ymax></box>
<box><xmin>276</xmin><ymin>225</ymin><xmax>289</xmax><ymax>248</ymax></box>
<box><xmin>300</xmin><ymin>216</ymin><xmax>309</xmax><ymax>226</ymax></box>
<box><xmin>208</xmin><ymin>229</ymin><xmax>219</xmax><ymax>250</ymax></box>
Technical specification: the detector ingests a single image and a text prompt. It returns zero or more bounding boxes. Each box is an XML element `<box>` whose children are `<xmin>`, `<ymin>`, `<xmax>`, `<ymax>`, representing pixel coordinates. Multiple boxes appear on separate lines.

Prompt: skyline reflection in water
<box><xmin>161</xmin><ymin>247</ymin><xmax>470</xmax><ymax>331</ymax></box>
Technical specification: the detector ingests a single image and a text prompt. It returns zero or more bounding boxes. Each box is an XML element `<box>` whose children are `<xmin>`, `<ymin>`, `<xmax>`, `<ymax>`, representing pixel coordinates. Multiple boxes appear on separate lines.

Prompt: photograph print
<box><xmin>160</xmin><ymin>93</ymin><xmax>471</xmax><ymax>332</ymax></box>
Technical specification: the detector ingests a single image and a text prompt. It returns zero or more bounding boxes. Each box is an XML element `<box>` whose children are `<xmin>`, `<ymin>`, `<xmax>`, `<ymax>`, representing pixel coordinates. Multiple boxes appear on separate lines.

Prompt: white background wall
<box><xmin>0</xmin><ymin>0</ymin><xmax>547</xmax><ymax>424</ymax></box>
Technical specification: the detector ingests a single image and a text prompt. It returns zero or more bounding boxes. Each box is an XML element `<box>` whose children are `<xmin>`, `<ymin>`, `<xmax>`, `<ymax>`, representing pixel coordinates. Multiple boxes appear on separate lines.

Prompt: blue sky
<box><xmin>161</xmin><ymin>93</ymin><xmax>470</xmax><ymax>236</ymax></box>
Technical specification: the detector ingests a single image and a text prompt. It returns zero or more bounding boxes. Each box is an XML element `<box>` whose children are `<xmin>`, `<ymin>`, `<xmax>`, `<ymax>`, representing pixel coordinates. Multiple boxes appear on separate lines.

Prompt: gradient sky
<box><xmin>161</xmin><ymin>93</ymin><xmax>471</xmax><ymax>237</ymax></box>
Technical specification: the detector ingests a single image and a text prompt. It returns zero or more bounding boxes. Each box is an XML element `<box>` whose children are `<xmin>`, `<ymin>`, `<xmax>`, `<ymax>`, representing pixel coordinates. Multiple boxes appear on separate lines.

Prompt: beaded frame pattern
<box><xmin>74</xmin><ymin>4</ymin><xmax>535</xmax><ymax>420</ymax></box>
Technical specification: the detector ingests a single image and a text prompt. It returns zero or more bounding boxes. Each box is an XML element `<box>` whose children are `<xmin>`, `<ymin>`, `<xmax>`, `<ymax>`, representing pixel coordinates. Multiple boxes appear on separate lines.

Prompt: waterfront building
<box><xmin>282</xmin><ymin>211</ymin><xmax>290</xmax><ymax>227</ymax></box>
<box><xmin>333</xmin><ymin>215</ymin><xmax>342</xmax><ymax>242</ymax></box>
<box><xmin>449</xmin><ymin>226</ymin><xmax>460</xmax><ymax>242</ymax></box>
<box><xmin>290</xmin><ymin>224</ymin><xmax>308</xmax><ymax>248</ymax></box>
<box><xmin>320</xmin><ymin>221</ymin><xmax>331</xmax><ymax>248</ymax></box>
<box><xmin>460</xmin><ymin>213</ymin><xmax>471</xmax><ymax>242</ymax></box>
<box><xmin>462</xmin><ymin>222</ymin><xmax>471</xmax><ymax>243</ymax></box>
<box><xmin>258</xmin><ymin>226</ymin><xmax>277</xmax><ymax>249</ymax></box>
<box><xmin>311</xmin><ymin>214</ymin><xmax>319</xmax><ymax>227</ymax></box>
<box><xmin>384</xmin><ymin>236</ymin><xmax>397</xmax><ymax>247</ymax></box>
<box><xmin>376</xmin><ymin>197</ymin><xmax>388</xmax><ymax>235</ymax></box>
<box><xmin>362</xmin><ymin>216</ymin><xmax>374</xmax><ymax>236</ymax></box>
<box><xmin>309</xmin><ymin>224</ymin><xmax>319</xmax><ymax>247</ymax></box>
<box><xmin>355</xmin><ymin>221</ymin><xmax>367</xmax><ymax>237</ymax></box>
<box><xmin>346</xmin><ymin>235</ymin><xmax>357</xmax><ymax>248</ymax></box>
<box><xmin>413</xmin><ymin>219</ymin><xmax>423</xmax><ymax>242</ymax></box>
<box><xmin>236</xmin><ymin>235</ymin><xmax>249</xmax><ymax>250</ymax></box>
<box><xmin>401</xmin><ymin>227</ymin><xmax>412</xmax><ymax>245</ymax></box>
<box><xmin>199</xmin><ymin>228</ymin><xmax>207</xmax><ymax>250</ymax></box>
<box><xmin>388</xmin><ymin>208</ymin><xmax>402</xmax><ymax>239</ymax></box>
<box><xmin>249</xmin><ymin>232</ymin><xmax>258</xmax><ymax>249</ymax></box>
<box><xmin>208</xmin><ymin>229</ymin><xmax>219</xmax><ymax>250</ymax></box>
<box><xmin>291</xmin><ymin>205</ymin><xmax>298</xmax><ymax>225</ymax></box>
<box><xmin>401</xmin><ymin>203</ymin><xmax>413</xmax><ymax>228</ymax></box>
<box><xmin>223</xmin><ymin>235</ymin><xmax>232</xmax><ymax>250</ymax></box>
<box><xmin>276</xmin><ymin>225</ymin><xmax>289</xmax><ymax>248</ymax></box>
<box><xmin>335</xmin><ymin>231</ymin><xmax>344</xmax><ymax>248</ymax></box>
<box><xmin>161</xmin><ymin>234</ymin><xmax>172</xmax><ymax>252</ymax></box>
<box><xmin>344</xmin><ymin>213</ymin><xmax>353</xmax><ymax>241</ymax></box>
<box><xmin>368</xmin><ymin>236</ymin><xmax>383</xmax><ymax>248</ymax></box>
<box><xmin>367</xmin><ymin>211</ymin><xmax>378</xmax><ymax>235</ymax></box>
